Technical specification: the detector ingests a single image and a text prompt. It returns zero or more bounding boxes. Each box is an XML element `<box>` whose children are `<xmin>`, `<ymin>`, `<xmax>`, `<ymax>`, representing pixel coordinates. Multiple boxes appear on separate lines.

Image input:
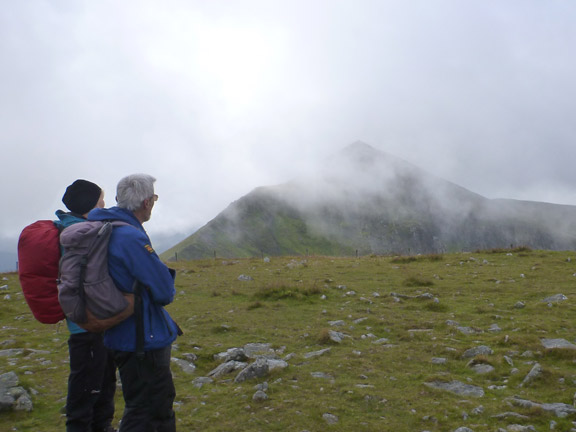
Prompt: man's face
<box><xmin>142</xmin><ymin>193</ymin><xmax>158</xmax><ymax>222</ymax></box>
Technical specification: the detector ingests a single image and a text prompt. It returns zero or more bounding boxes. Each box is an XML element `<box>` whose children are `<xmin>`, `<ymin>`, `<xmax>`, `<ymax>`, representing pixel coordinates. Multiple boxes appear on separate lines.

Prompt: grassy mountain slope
<box><xmin>4</xmin><ymin>249</ymin><xmax>576</xmax><ymax>431</ymax></box>
<box><xmin>162</xmin><ymin>142</ymin><xmax>576</xmax><ymax>261</ymax></box>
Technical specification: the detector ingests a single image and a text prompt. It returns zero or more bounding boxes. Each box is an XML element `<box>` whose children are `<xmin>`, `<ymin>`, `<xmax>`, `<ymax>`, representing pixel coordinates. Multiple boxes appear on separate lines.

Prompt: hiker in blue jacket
<box><xmin>88</xmin><ymin>173</ymin><xmax>179</xmax><ymax>432</ymax></box>
<box><xmin>56</xmin><ymin>179</ymin><xmax>117</xmax><ymax>432</ymax></box>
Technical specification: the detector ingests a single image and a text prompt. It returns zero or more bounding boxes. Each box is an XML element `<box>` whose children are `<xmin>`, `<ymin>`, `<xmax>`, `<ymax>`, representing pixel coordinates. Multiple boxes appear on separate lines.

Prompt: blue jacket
<box><xmin>54</xmin><ymin>210</ymin><xmax>88</xmax><ymax>335</ymax></box>
<box><xmin>88</xmin><ymin>206</ymin><xmax>179</xmax><ymax>352</ymax></box>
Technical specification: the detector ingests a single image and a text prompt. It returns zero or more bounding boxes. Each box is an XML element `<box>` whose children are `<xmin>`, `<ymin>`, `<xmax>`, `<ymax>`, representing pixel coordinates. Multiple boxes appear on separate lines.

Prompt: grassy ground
<box><xmin>2</xmin><ymin>249</ymin><xmax>576</xmax><ymax>431</ymax></box>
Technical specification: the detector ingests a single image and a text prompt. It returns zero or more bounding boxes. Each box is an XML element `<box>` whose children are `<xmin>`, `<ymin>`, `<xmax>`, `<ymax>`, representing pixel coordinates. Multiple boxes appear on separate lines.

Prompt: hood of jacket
<box><xmin>55</xmin><ymin>210</ymin><xmax>85</xmax><ymax>228</ymax></box>
<box><xmin>88</xmin><ymin>206</ymin><xmax>145</xmax><ymax>232</ymax></box>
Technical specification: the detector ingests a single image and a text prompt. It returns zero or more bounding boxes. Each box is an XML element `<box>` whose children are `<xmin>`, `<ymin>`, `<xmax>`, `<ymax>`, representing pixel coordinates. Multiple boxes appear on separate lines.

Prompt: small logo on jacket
<box><xmin>144</xmin><ymin>244</ymin><xmax>155</xmax><ymax>253</ymax></box>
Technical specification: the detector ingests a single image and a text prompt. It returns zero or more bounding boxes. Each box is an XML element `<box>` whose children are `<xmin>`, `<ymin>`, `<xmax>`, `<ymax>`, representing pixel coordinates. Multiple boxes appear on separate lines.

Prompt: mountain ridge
<box><xmin>162</xmin><ymin>143</ymin><xmax>576</xmax><ymax>260</ymax></box>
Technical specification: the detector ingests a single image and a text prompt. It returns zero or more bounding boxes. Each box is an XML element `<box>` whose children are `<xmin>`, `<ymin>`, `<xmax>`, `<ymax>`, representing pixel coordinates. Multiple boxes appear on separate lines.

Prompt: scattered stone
<box><xmin>328</xmin><ymin>330</ymin><xmax>348</xmax><ymax>343</ymax></box>
<box><xmin>252</xmin><ymin>390</ymin><xmax>268</xmax><ymax>402</ymax></box>
<box><xmin>488</xmin><ymin>385</ymin><xmax>507</xmax><ymax>390</ymax></box>
<box><xmin>457</xmin><ymin>326</ymin><xmax>480</xmax><ymax>335</ymax></box>
<box><xmin>303</xmin><ymin>348</ymin><xmax>331</xmax><ymax>359</ymax></box>
<box><xmin>509</xmin><ymin>396</ymin><xmax>576</xmax><ymax>418</ymax></box>
<box><xmin>541</xmin><ymin>338</ymin><xmax>576</xmax><ymax>350</ymax></box>
<box><xmin>322</xmin><ymin>413</ymin><xmax>339</xmax><ymax>424</ymax></box>
<box><xmin>234</xmin><ymin>358</ymin><xmax>269</xmax><ymax>383</ymax></box>
<box><xmin>0</xmin><ymin>285</ymin><xmax>8</xmax><ymax>290</ymax></box>
<box><xmin>488</xmin><ymin>324</ymin><xmax>502</xmax><ymax>333</ymax></box>
<box><xmin>0</xmin><ymin>372</ymin><xmax>33</xmax><ymax>412</ymax></box>
<box><xmin>505</xmin><ymin>425</ymin><xmax>536</xmax><ymax>431</ymax></box>
<box><xmin>192</xmin><ymin>377</ymin><xmax>213</xmax><ymax>389</ymax></box>
<box><xmin>372</xmin><ymin>338</ymin><xmax>390</xmax><ymax>345</ymax></box>
<box><xmin>431</xmin><ymin>357</ymin><xmax>447</xmax><ymax>365</ymax></box>
<box><xmin>462</xmin><ymin>345</ymin><xmax>493</xmax><ymax>359</ymax></box>
<box><xmin>181</xmin><ymin>352</ymin><xmax>198</xmax><ymax>363</ymax></box>
<box><xmin>214</xmin><ymin>347</ymin><xmax>248</xmax><ymax>362</ymax></box>
<box><xmin>171</xmin><ymin>357</ymin><xmax>196</xmax><ymax>374</ymax></box>
<box><xmin>454</xmin><ymin>427</ymin><xmax>475</xmax><ymax>432</ymax></box>
<box><xmin>237</xmin><ymin>274</ymin><xmax>253</xmax><ymax>281</ymax></box>
<box><xmin>390</xmin><ymin>292</ymin><xmax>435</xmax><ymax>300</ymax></box>
<box><xmin>519</xmin><ymin>363</ymin><xmax>542</xmax><ymax>387</ymax></box>
<box><xmin>471</xmin><ymin>405</ymin><xmax>484</xmax><ymax>415</ymax></box>
<box><xmin>265</xmin><ymin>359</ymin><xmax>288</xmax><ymax>371</ymax></box>
<box><xmin>208</xmin><ymin>361</ymin><xmax>247</xmax><ymax>378</ymax></box>
<box><xmin>542</xmin><ymin>294</ymin><xmax>567</xmax><ymax>303</ymax></box>
<box><xmin>425</xmin><ymin>380</ymin><xmax>484</xmax><ymax>397</ymax></box>
<box><xmin>243</xmin><ymin>343</ymin><xmax>274</xmax><ymax>358</ymax></box>
<box><xmin>470</xmin><ymin>363</ymin><xmax>495</xmax><ymax>374</ymax></box>
<box><xmin>491</xmin><ymin>412</ymin><xmax>530</xmax><ymax>420</ymax></box>
<box><xmin>328</xmin><ymin>320</ymin><xmax>345</xmax><ymax>327</ymax></box>
<box><xmin>311</xmin><ymin>372</ymin><xmax>334</xmax><ymax>380</ymax></box>
<box><xmin>514</xmin><ymin>301</ymin><xmax>525</xmax><ymax>309</ymax></box>
<box><xmin>0</xmin><ymin>349</ymin><xmax>24</xmax><ymax>357</ymax></box>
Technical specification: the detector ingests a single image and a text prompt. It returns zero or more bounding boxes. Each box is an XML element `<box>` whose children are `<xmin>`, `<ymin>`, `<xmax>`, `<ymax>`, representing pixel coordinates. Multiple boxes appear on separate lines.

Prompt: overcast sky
<box><xmin>2</xmin><ymin>0</ymin><xmax>576</xmax><ymax>260</ymax></box>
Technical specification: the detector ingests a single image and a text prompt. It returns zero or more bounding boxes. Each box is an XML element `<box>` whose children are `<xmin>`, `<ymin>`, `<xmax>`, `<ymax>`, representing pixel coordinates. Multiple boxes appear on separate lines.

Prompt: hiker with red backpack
<box><xmin>57</xmin><ymin>180</ymin><xmax>117</xmax><ymax>432</ymax></box>
<box><xmin>19</xmin><ymin>179</ymin><xmax>117</xmax><ymax>432</ymax></box>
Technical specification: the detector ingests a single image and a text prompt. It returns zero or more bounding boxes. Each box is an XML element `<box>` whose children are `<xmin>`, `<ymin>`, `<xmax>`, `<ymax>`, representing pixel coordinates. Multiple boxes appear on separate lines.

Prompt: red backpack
<box><xmin>17</xmin><ymin>220</ymin><xmax>66</xmax><ymax>324</ymax></box>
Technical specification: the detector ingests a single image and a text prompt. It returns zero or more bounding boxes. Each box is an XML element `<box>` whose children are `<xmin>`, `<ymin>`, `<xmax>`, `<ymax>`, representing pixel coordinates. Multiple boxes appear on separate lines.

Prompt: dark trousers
<box><xmin>66</xmin><ymin>332</ymin><xmax>116</xmax><ymax>432</ymax></box>
<box><xmin>114</xmin><ymin>346</ymin><xmax>176</xmax><ymax>432</ymax></box>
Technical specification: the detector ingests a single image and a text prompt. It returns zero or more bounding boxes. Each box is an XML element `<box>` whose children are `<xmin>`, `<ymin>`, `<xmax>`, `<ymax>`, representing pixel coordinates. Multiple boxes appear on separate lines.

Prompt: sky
<box><xmin>2</xmin><ymin>0</ymin><xmax>576</xmax><ymax>268</ymax></box>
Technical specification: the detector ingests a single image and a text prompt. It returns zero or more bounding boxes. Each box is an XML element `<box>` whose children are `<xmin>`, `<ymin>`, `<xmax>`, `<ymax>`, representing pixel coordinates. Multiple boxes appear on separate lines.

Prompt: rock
<box><xmin>454</xmin><ymin>428</ymin><xmax>475</xmax><ymax>432</ymax></box>
<box><xmin>252</xmin><ymin>390</ymin><xmax>268</xmax><ymax>402</ymax></box>
<box><xmin>541</xmin><ymin>338</ymin><xmax>576</xmax><ymax>350</ymax></box>
<box><xmin>0</xmin><ymin>349</ymin><xmax>24</xmax><ymax>357</ymax></box>
<box><xmin>506</xmin><ymin>425</ymin><xmax>536</xmax><ymax>431</ymax></box>
<box><xmin>171</xmin><ymin>357</ymin><xmax>196</xmax><ymax>374</ymax></box>
<box><xmin>509</xmin><ymin>396</ymin><xmax>576</xmax><ymax>418</ymax></box>
<box><xmin>519</xmin><ymin>363</ymin><xmax>542</xmax><ymax>387</ymax></box>
<box><xmin>488</xmin><ymin>324</ymin><xmax>502</xmax><ymax>333</ymax></box>
<box><xmin>328</xmin><ymin>330</ymin><xmax>348</xmax><ymax>343</ymax></box>
<box><xmin>237</xmin><ymin>274</ymin><xmax>253</xmax><ymax>281</ymax></box>
<box><xmin>214</xmin><ymin>347</ymin><xmax>248</xmax><ymax>362</ymax></box>
<box><xmin>470</xmin><ymin>364</ymin><xmax>495</xmax><ymax>374</ymax></box>
<box><xmin>0</xmin><ymin>372</ymin><xmax>33</xmax><ymax>412</ymax></box>
<box><xmin>328</xmin><ymin>320</ymin><xmax>345</xmax><ymax>327</ymax></box>
<box><xmin>491</xmin><ymin>412</ymin><xmax>530</xmax><ymax>420</ymax></box>
<box><xmin>303</xmin><ymin>348</ymin><xmax>331</xmax><ymax>359</ymax></box>
<box><xmin>457</xmin><ymin>326</ymin><xmax>479</xmax><ymax>335</ymax></box>
<box><xmin>542</xmin><ymin>294</ymin><xmax>567</xmax><ymax>303</ymax></box>
<box><xmin>311</xmin><ymin>372</ymin><xmax>334</xmax><ymax>380</ymax></box>
<box><xmin>431</xmin><ymin>357</ymin><xmax>447</xmax><ymax>364</ymax></box>
<box><xmin>514</xmin><ymin>301</ymin><xmax>525</xmax><ymax>309</ymax></box>
<box><xmin>462</xmin><ymin>345</ymin><xmax>493</xmax><ymax>359</ymax></box>
<box><xmin>234</xmin><ymin>358</ymin><xmax>269</xmax><ymax>383</ymax></box>
<box><xmin>192</xmin><ymin>377</ymin><xmax>213</xmax><ymax>389</ymax></box>
<box><xmin>208</xmin><ymin>361</ymin><xmax>247</xmax><ymax>378</ymax></box>
<box><xmin>322</xmin><ymin>413</ymin><xmax>339</xmax><ymax>424</ymax></box>
<box><xmin>265</xmin><ymin>359</ymin><xmax>288</xmax><ymax>371</ymax></box>
<box><xmin>181</xmin><ymin>352</ymin><xmax>198</xmax><ymax>362</ymax></box>
<box><xmin>425</xmin><ymin>380</ymin><xmax>484</xmax><ymax>397</ymax></box>
<box><xmin>372</xmin><ymin>338</ymin><xmax>390</xmax><ymax>345</ymax></box>
<box><xmin>243</xmin><ymin>343</ymin><xmax>274</xmax><ymax>358</ymax></box>
<box><xmin>255</xmin><ymin>382</ymin><xmax>268</xmax><ymax>391</ymax></box>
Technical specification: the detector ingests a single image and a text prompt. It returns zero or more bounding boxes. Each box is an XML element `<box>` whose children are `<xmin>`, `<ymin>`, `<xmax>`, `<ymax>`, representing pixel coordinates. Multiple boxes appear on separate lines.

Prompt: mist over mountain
<box><xmin>162</xmin><ymin>142</ymin><xmax>576</xmax><ymax>260</ymax></box>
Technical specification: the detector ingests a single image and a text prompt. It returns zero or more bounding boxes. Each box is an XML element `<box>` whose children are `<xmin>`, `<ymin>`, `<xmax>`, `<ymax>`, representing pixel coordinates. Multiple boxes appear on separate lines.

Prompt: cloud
<box><xmin>2</xmin><ymin>0</ymin><xmax>576</xmax><ymax>251</ymax></box>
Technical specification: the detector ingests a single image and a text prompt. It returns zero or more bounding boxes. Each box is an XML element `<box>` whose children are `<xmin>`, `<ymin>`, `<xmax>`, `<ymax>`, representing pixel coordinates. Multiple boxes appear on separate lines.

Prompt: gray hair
<box><xmin>116</xmin><ymin>174</ymin><xmax>156</xmax><ymax>211</ymax></box>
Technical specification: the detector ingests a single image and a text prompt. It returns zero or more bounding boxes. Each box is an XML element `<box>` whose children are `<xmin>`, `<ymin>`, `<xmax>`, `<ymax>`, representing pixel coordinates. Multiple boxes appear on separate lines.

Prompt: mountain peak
<box><xmin>342</xmin><ymin>141</ymin><xmax>379</xmax><ymax>157</ymax></box>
